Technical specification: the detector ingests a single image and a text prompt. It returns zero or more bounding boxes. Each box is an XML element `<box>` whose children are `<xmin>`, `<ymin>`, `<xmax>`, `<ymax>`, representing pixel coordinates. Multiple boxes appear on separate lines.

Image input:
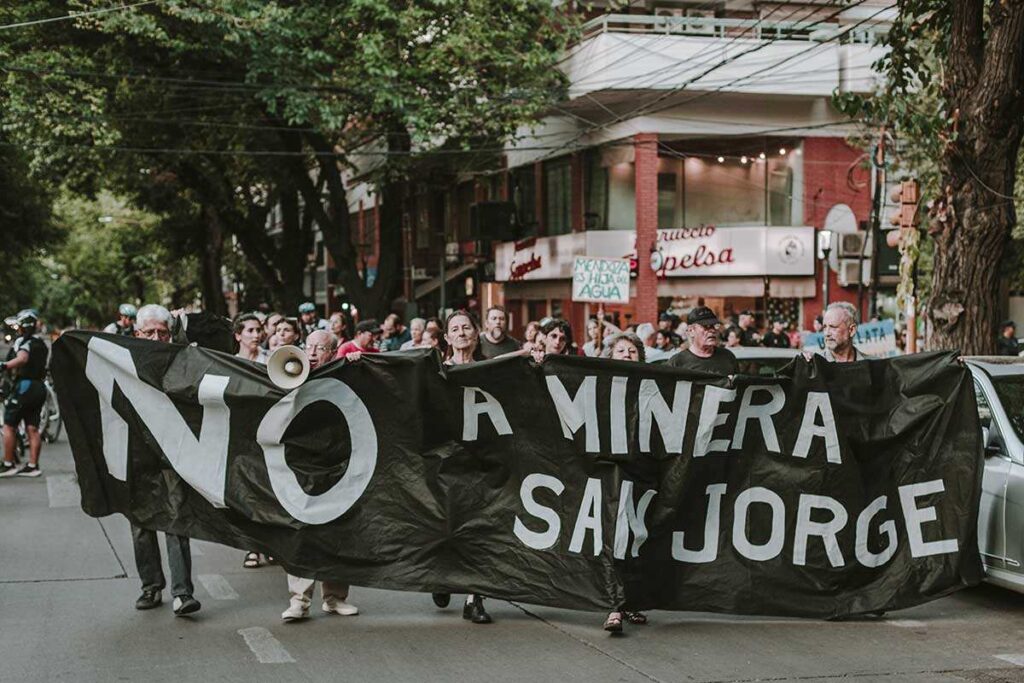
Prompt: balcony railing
<box><xmin>580</xmin><ymin>13</ymin><xmax>884</xmax><ymax>45</ymax></box>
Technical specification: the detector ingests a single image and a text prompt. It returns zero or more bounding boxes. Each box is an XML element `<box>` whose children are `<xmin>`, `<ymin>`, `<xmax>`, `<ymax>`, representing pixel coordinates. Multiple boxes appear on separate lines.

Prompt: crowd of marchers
<box><xmin>0</xmin><ymin>297</ymin><xmax>870</xmax><ymax>634</ymax></box>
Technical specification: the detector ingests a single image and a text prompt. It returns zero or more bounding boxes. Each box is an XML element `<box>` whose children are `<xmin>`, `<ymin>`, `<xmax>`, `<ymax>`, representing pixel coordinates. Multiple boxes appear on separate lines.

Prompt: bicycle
<box><xmin>39</xmin><ymin>372</ymin><xmax>61</xmax><ymax>444</ymax></box>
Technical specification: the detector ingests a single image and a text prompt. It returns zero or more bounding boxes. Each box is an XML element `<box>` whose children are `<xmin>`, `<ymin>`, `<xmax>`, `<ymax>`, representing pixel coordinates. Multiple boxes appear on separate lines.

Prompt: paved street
<box><xmin>2</xmin><ymin>438</ymin><xmax>1024</xmax><ymax>683</ymax></box>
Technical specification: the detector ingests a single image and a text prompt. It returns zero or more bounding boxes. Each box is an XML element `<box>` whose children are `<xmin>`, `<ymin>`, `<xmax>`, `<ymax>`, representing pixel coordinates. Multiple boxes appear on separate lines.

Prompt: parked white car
<box><xmin>966</xmin><ymin>356</ymin><xmax>1024</xmax><ymax>593</ymax></box>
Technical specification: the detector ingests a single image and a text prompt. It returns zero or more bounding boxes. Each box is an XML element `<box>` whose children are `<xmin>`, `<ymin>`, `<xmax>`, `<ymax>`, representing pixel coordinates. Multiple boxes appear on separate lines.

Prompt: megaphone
<box><xmin>267</xmin><ymin>344</ymin><xmax>310</xmax><ymax>390</ymax></box>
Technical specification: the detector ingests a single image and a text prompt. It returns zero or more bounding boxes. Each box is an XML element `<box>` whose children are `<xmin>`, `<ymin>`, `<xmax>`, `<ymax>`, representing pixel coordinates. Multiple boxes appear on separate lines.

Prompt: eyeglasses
<box><xmin>307</xmin><ymin>344</ymin><xmax>333</xmax><ymax>354</ymax></box>
<box><xmin>136</xmin><ymin>328</ymin><xmax>171</xmax><ymax>341</ymax></box>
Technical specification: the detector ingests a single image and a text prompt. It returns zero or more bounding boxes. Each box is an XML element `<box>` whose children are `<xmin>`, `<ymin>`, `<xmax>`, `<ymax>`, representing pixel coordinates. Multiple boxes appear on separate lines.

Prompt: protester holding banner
<box><xmin>128</xmin><ymin>304</ymin><xmax>201</xmax><ymax>617</ymax></box>
<box><xmin>820</xmin><ymin>302</ymin><xmax>866</xmax><ymax>363</ymax></box>
<box><xmin>530</xmin><ymin>319</ymin><xmax>573</xmax><ymax>362</ymax></box>
<box><xmin>438</xmin><ymin>310</ymin><xmax>493</xmax><ymax>624</ymax></box>
<box><xmin>236</xmin><ymin>313</ymin><xmax>271</xmax><ymax>569</ymax></box>
<box><xmin>667</xmin><ymin>306</ymin><xmax>738</xmax><ymax>374</ymax></box>
<box><xmin>335</xmin><ymin>319</ymin><xmax>381</xmax><ymax>361</ymax></box>
<box><xmin>479</xmin><ymin>306</ymin><xmax>521</xmax><ymax>359</ymax></box>
<box><xmin>603</xmin><ymin>331</ymin><xmax>650</xmax><ymax>633</ymax></box>
<box><xmin>608</xmin><ymin>333</ymin><xmax>645</xmax><ymax>362</ymax></box>
<box><xmin>282</xmin><ymin>329</ymin><xmax>359</xmax><ymax>622</ymax></box>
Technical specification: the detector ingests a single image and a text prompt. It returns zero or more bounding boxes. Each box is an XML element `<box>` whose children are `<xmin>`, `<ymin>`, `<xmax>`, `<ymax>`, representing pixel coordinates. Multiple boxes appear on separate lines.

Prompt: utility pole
<box><xmin>867</xmin><ymin>127</ymin><xmax>887</xmax><ymax>320</ymax></box>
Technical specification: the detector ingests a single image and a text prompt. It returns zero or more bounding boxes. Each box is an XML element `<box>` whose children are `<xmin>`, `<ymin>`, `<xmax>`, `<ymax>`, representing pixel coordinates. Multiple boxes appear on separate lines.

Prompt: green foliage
<box><xmin>1</xmin><ymin>1</ymin><xmax>575</xmax><ymax>316</ymax></box>
<box><xmin>40</xmin><ymin>193</ymin><xmax>200</xmax><ymax>328</ymax></box>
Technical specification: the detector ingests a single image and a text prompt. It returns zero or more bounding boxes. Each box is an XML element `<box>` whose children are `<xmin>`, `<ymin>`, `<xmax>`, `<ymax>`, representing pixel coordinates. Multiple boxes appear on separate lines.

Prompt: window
<box><xmin>658</xmin><ymin>172</ymin><xmax>677</xmax><ymax>228</ymax></box>
<box><xmin>975</xmin><ymin>381</ymin><xmax>992</xmax><ymax>429</ymax></box>
<box><xmin>545</xmin><ymin>158</ymin><xmax>572</xmax><ymax>235</ymax></box>
<box><xmin>583</xmin><ymin>150</ymin><xmax>608</xmax><ymax>229</ymax></box>
<box><xmin>512</xmin><ymin>166</ymin><xmax>537</xmax><ymax>235</ymax></box>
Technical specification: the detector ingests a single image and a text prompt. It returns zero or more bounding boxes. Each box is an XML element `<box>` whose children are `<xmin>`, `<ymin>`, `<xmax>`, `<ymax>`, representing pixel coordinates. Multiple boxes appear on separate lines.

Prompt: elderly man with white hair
<box><xmin>130</xmin><ymin>304</ymin><xmax>201</xmax><ymax>617</ymax></box>
<box><xmin>281</xmin><ymin>328</ymin><xmax>359</xmax><ymax>621</ymax></box>
<box><xmin>820</xmin><ymin>302</ymin><xmax>866</xmax><ymax>363</ymax></box>
<box><xmin>399</xmin><ymin>317</ymin><xmax>426</xmax><ymax>350</ymax></box>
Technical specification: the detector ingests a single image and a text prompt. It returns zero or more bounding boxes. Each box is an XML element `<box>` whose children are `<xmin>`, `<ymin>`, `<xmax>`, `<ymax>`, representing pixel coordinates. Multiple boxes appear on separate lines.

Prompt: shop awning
<box><xmin>655</xmin><ymin>276</ymin><xmax>816</xmax><ymax>298</ymax></box>
<box><xmin>415</xmin><ymin>263</ymin><xmax>476</xmax><ymax>300</ymax></box>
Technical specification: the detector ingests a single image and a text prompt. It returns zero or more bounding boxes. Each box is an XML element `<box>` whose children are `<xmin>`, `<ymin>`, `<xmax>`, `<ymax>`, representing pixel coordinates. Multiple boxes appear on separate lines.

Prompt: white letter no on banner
<box><xmin>257</xmin><ymin>378</ymin><xmax>378</xmax><ymax>525</ymax></box>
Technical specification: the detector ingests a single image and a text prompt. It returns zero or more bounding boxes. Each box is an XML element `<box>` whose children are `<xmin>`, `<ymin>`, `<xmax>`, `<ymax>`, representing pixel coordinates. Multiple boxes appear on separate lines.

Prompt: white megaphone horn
<box><xmin>267</xmin><ymin>344</ymin><xmax>310</xmax><ymax>390</ymax></box>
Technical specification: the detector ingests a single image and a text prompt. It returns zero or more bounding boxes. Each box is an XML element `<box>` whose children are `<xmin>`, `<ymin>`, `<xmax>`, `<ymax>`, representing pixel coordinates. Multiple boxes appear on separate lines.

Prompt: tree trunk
<box><xmin>200</xmin><ymin>206</ymin><xmax>227</xmax><ymax>316</ymax></box>
<box><xmin>927</xmin><ymin>0</ymin><xmax>1024</xmax><ymax>355</ymax></box>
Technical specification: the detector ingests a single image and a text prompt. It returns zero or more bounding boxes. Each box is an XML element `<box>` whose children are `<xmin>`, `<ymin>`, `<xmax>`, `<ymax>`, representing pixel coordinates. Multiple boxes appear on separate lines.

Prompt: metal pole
<box><xmin>439</xmin><ymin>253</ymin><xmax>446</xmax><ymax>318</ymax></box>
<box><xmin>822</xmin><ymin>248</ymin><xmax>831</xmax><ymax>308</ymax></box>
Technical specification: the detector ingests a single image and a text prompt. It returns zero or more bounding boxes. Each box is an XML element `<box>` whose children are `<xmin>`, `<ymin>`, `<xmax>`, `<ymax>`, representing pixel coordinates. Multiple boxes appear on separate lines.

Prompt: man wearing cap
<box><xmin>667</xmin><ymin>307</ymin><xmax>738</xmax><ymax>375</ymax></box>
<box><xmin>998</xmin><ymin>320</ymin><xmax>1020</xmax><ymax>356</ymax></box>
<box><xmin>0</xmin><ymin>310</ymin><xmax>49</xmax><ymax>478</ymax></box>
<box><xmin>335</xmin><ymin>319</ymin><xmax>380</xmax><ymax>361</ymax></box>
<box><xmin>761</xmin><ymin>318</ymin><xmax>791</xmax><ymax>349</ymax></box>
<box><xmin>104</xmin><ymin>303</ymin><xmax>137</xmax><ymax>336</ymax></box>
<box><xmin>298</xmin><ymin>302</ymin><xmax>328</xmax><ymax>338</ymax></box>
<box><xmin>737</xmin><ymin>310</ymin><xmax>761</xmax><ymax>346</ymax></box>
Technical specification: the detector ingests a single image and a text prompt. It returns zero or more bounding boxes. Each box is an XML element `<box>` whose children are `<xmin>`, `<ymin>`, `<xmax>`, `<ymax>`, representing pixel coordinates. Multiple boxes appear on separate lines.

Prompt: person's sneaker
<box><xmin>0</xmin><ymin>462</ymin><xmax>19</xmax><ymax>478</ymax></box>
<box><xmin>281</xmin><ymin>603</ymin><xmax>309</xmax><ymax>622</ymax></box>
<box><xmin>322</xmin><ymin>600</ymin><xmax>359</xmax><ymax>616</ymax></box>
<box><xmin>15</xmin><ymin>464</ymin><xmax>41</xmax><ymax>478</ymax></box>
<box><xmin>172</xmin><ymin>595</ymin><xmax>201</xmax><ymax>616</ymax></box>
<box><xmin>135</xmin><ymin>589</ymin><xmax>163</xmax><ymax>610</ymax></box>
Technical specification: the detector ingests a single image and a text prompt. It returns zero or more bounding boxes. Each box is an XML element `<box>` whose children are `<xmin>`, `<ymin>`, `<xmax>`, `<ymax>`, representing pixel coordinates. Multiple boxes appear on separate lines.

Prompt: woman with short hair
<box><xmin>602</xmin><ymin>331</ymin><xmax>650</xmax><ymax>633</ymax></box>
<box><xmin>530</xmin><ymin>318</ymin><xmax>573</xmax><ymax>362</ymax></box>
<box><xmin>432</xmin><ymin>310</ymin><xmax>493</xmax><ymax>625</ymax></box>
<box><xmin>274</xmin><ymin>317</ymin><xmax>303</xmax><ymax>348</ymax></box>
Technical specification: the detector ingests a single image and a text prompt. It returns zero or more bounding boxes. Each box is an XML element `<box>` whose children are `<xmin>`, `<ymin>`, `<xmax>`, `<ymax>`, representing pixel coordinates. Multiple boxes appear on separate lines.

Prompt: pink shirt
<box><xmin>335</xmin><ymin>340</ymin><xmax>378</xmax><ymax>360</ymax></box>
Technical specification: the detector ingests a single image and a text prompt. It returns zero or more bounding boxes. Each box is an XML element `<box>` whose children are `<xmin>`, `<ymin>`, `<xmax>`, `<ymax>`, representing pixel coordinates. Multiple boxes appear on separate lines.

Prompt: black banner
<box><xmin>52</xmin><ymin>331</ymin><xmax>984</xmax><ymax>617</ymax></box>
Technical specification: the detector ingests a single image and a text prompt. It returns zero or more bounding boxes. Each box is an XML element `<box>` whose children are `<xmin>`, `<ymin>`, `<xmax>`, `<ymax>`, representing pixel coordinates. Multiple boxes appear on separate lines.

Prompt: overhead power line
<box><xmin>0</xmin><ymin>0</ymin><xmax>162</xmax><ymax>31</ymax></box>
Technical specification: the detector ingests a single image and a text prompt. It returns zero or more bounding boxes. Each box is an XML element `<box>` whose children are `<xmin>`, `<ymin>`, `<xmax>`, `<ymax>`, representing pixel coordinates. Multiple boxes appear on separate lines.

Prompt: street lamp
<box><xmin>817</xmin><ymin>229</ymin><xmax>834</xmax><ymax>308</ymax></box>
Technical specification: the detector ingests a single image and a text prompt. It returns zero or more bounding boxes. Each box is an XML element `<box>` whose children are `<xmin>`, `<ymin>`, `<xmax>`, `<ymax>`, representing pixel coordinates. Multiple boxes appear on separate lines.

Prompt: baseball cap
<box><xmin>1002</xmin><ymin>320</ymin><xmax>1016</xmax><ymax>330</ymax></box>
<box><xmin>298</xmin><ymin>302</ymin><xmax>316</xmax><ymax>314</ymax></box>
<box><xmin>686</xmin><ymin>306</ymin><xmax>721</xmax><ymax>327</ymax></box>
<box><xmin>356</xmin><ymin>319</ymin><xmax>381</xmax><ymax>334</ymax></box>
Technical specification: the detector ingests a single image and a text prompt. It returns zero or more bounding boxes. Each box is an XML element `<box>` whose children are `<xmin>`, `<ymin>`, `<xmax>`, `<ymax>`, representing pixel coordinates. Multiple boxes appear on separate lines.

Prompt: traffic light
<box><xmin>885</xmin><ymin>179</ymin><xmax>920</xmax><ymax>249</ymax></box>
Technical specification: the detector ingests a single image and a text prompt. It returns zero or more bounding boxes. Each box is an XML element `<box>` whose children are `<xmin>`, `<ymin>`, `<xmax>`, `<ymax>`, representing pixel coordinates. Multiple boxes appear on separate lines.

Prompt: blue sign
<box><xmin>802</xmin><ymin>319</ymin><xmax>899</xmax><ymax>357</ymax></box>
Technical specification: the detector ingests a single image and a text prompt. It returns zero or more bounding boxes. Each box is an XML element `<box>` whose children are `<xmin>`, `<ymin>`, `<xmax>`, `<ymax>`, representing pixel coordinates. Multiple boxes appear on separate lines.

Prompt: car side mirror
<box><xmin>983</xmin><ymin>426</ymin><xmax>1005</xmax><ymax>457</ymax></box>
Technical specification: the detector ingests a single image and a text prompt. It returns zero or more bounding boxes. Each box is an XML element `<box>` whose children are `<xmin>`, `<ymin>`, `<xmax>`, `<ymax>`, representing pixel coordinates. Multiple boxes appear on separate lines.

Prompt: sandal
<box><xmin>243</xmin><ymin>551</ymin><xmax>260</xmax><ymax>568</ymax></box>
<box><xmin>625</xmin><ymin>611</ymin><xmax>648</xmax><ymax>625</ymax></box>
<box><xmin>603</xmin><ymin>611</ymin><xmax>623</xmax><ymax>633</ymax></box>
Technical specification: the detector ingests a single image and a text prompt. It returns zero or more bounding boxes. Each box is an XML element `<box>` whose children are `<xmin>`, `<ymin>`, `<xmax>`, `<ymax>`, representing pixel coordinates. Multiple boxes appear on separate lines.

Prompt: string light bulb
<box><xmin>740</xmin><ymin>155</ymin><xmax>748</xmax><ymax>164</ymax></box>
<box><xmin>758</xmin><ymin>152</ymin><xmax>766</xmax><ymax>160</ymax></box>
<box><xmin>717</xmin><ymin>156</ymin><xmax>725</xmax><ymax>163</ymax></box>
<box><xmin>779</xmin><ymin>147</ymin><xmax>787</xmax><ymax>155</ymax></box>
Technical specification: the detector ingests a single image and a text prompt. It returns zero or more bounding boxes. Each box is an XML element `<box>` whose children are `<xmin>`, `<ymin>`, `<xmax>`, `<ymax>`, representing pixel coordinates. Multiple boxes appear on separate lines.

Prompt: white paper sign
<box><xmin>572</xmin><ymin>257</ymin><xmax>631</xmax><ymax>304</ymax></box>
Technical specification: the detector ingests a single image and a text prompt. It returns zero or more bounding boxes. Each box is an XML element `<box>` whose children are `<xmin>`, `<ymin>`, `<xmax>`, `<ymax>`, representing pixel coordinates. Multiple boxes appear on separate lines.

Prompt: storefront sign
<box><xmin>572</xmin><ymin>257</ymin><xmax>631</xmax><ymax>304</ymax></box>
<box><xmin>496</xmin><ymin>226</ymin><xmax>815</xmax><ymax>282</ymax></box>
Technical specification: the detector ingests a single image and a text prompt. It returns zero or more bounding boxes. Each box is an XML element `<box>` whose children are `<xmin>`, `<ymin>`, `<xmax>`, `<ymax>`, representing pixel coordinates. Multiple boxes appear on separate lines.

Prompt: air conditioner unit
<box><xmin>838</xmin><ymin>232</ymin><xmax>871</xmax><ymax>259</ymax></box>
<box><xmin>654</xmin><ymin>7</ymin><xmax>685</xmax><ymax>18</ymax></box>
<box><xmin>837</xmin><ymin>259</ymin><xmax>871</xmax><ymax>287</ymax></box>
<box><xmin>685</xmin><ymin>8</ymin><xmax>716</xmax><ymax>34</ymax></box>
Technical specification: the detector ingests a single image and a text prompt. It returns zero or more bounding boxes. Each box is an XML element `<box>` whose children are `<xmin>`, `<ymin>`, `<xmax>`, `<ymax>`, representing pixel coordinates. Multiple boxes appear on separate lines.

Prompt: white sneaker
<box><xmin>281</xmin><ymin>603</ymin><xmax>309</xmax><ymax>622</ymax></box>
<box><xmin>0</xmin><ymin>463</ymin><xmax>19</xmax><ymax>478</ymax></box>
<box><xmin>322</xmin><ymin>600</ymin><xmax>358</xmax><ymax>616</ymax></box>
